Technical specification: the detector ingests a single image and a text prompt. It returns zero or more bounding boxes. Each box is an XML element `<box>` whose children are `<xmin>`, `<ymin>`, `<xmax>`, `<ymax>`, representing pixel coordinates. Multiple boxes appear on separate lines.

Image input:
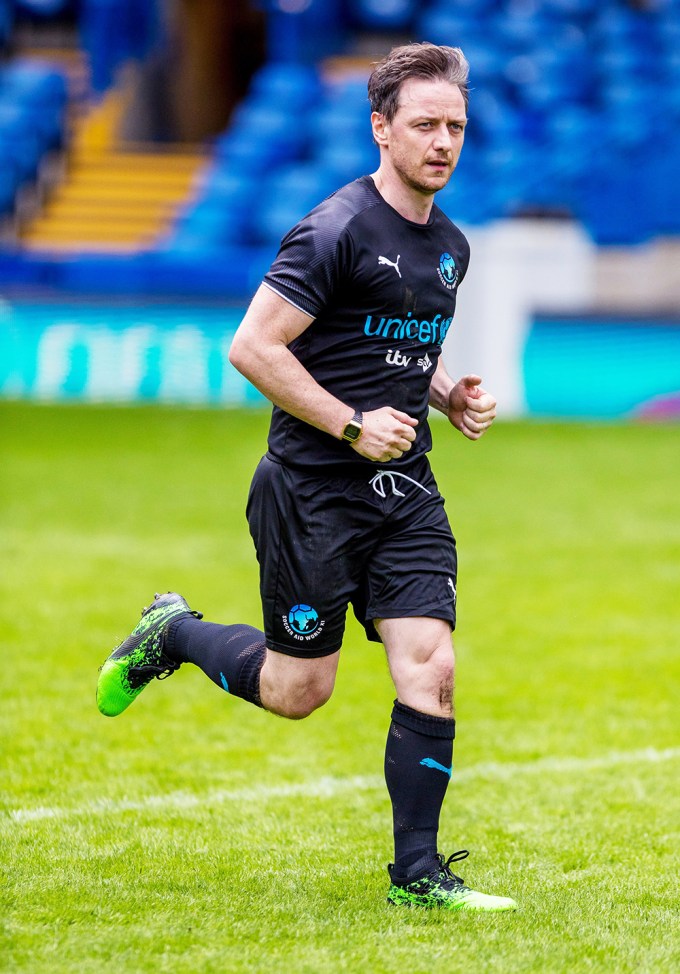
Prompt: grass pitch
<box><xmin>1</xmin><ymin>402</ymin><xmax>679</xmax><ymax>974</ymax></box>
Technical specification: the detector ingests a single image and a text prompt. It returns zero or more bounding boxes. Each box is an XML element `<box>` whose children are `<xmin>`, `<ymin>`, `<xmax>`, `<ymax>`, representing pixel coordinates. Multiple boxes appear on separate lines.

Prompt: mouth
<box><xmin>426</xmin><ymin>160</ymin><xmax>450</xmax><ymax>173</ymax></box>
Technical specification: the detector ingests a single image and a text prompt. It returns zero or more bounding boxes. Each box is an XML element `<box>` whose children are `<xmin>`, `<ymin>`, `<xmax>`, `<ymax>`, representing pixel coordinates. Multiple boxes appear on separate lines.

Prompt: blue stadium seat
<box><xmin>0</xmin><ymin>59</ymin><xmax>68</xmax><ymax>183</ymax></box>
<box><xmin>0</xmin><ymin>158</ymin><xmax>20</xmax><ymax>214</ymax></box>
<box><xmin>0</xmin><ymin>58</ymin><xmax>68</xmax><ymax>111</ymax></box>
<box><xmin>491</xmin><ymin>9</ymin><xmax>554</xmax><ymax>50</ymax></box>
<box><xmin>462</xmin><ymin>42</ymin><xmax>506</xmax><ymax>89</ymax></box>
<box><xmin>169</xmin><ymin>170</ymin><xmax>261</xmax><ymax>250</ymax></box>
<box><xmin>14</xmin><ymin>0</ymin><xmax>71</xmax><ymax>14</ymax></box>
<box><xmin>263</xmin><ymin>0</ymin><xmax>347</xmax><ymax>64</ymax></box>
<box><xmin>347</xmin><ymin>0</ymin><xmax>418</xmax><ymax>31</ymax></box>
<box><xmin>542</xmin><ymin>0</ymin><xmax>598</xmax><ymax>16</ymax></box>
<box><xmin>435</xmin><ymin>167</ymin><xmax>493</xmax><ymax>226</ymax></box>
<box><xmin>308</xmin><ymin>101</ymin><xmax>372</xmax><ymax>154</ymax></box>
<box><xmin>579</xmin><ymin>144</ymin><xmax>655</xmax><ymax>245</ymax></box>
<box><xmin>9</xmin><ymin>0</ymin><xmax>680</xmax><ymax>293</ymax></box>
<box><xmin>79</xmin><ymin>0</ymin><xmax>161</xmax><ymax>93</ymax></box>
<box><xmin>248</xmin><ymin>62</ymin><xmax>322</xmax><ymax>111</ymax></box>
<box><xmin>0</xmin><ymin>103</ymin><xmax>46</xmax><ymax>183</ymax></box>
<box><xmin>647</xmin><ymin>132</ymin><xmax>680</xmax><ymax>234</ymax></box>
<box><xmin>431</xmin><ymin>0</ymin><xmax>496</xmax><ymax>14</ymax></box>
<box><xmin>416</xmin><ymin>10</ymin><xmax>484</xmax><ymax>49</ymax></box>
<box><xmin>251</xmin><ymin>163</ymin><xmax>340</xmax><ymax>245</ymax></box>
<box><xmin>467</xmin><ymin>89</ymin><xmax>523</xmax><ymax>146</ymax></box>
<box><xmin>168</xmin><ymin>207</ymin><xmax>245</xmax><ymax>250</ymax></box>
<box><xmin>0</xmin><ymin>1</ymin><xmax>13</xmax><ymax>48</ymax></box>
<box><xmin>215</xmin><ymin>105</ymin><xmax>308</xmax><ymax>169</ymax></box>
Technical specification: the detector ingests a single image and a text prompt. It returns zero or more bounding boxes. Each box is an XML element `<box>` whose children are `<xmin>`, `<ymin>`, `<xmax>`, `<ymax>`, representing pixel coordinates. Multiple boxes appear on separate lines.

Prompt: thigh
<box><xmin>246</xmin><ymin>457</ymin><xmax>373</xmax><ymax>658</ymax></box>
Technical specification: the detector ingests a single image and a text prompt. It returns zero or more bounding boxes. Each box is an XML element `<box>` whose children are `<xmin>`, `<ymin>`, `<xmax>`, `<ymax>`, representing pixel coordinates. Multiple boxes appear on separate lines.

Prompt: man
<box><xmin>97</xmin><ymin>42</ymin><xmax>517</xmax><ymax>913</ymax></box>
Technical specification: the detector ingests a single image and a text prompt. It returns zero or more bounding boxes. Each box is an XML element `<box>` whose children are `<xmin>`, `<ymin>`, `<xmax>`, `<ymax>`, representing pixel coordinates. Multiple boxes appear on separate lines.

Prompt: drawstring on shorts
<box><xmin>369</xmin><ymin>470</ymin><xmax>432</xmax><ymax>498</ymax></box>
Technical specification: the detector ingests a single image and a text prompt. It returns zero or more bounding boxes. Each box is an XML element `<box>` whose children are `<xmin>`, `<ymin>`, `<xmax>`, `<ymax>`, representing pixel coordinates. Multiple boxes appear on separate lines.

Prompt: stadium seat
<box><xmin>249</xmin><ymin>62</ymin><xmax>321</xmax><ymax>110</ymax></box>
<box><xmin>416</xmin><ymin>10</ymin><xmax>484</xmax><ymax>49</ymax></box>
<box><xmin>0</xmin><ymin>58</ymin><xmax>67</xmax><ymax>110</ymax></box>
<box><xmin>215</xmin><ymin>113</ymin><xmax>308</xmax><ymax>172</ymax></box>
<box><xmin>0</xmin><ymin>56</ymin><xmax>67</xmax><ymax>222</ymax></box>
<box><xmin>433</xmin><ymin>0</ymin><xmax>496</xmax><ymax>14</ymax></box>
<box><xmin>347</xmin><ymin>0</ymin><xmax>418</xmax><ymax>31</ymax></box>
<box><xmin>251</xmin><ymin>163</ymin><xmax>340</xmax><ymax>245</ymax></box>
<box><xmin>0</xmin><ymin>0</ymin><xmax>13</xmax><ymax>49</ymax></box>
<box><xmin>79</xmin><ymin>0</ymin><xmax>161</xmax><ymax>93</ymax></box>
<box><xmin>0</xmin><ymin>104</ymin><xmax>44</xmax><ymax>183</ymax></box>
<box><xmin>645</xmin><ymin>134</ymin><xmax>680</xmax><ymax>235</ymax></box>
<box><xmin>0</xmin><ymin>158</ymin><xmax>20</xmax><ymax>214</ymax></box>
<box><xmin>14</xmin><ymin>0</ymin><xmax>71</xmax><ymax>14</ymax></box>
<box><xmin>5</xmin><ymin>0</ymin><xmax>680</xmax><ymax>298</ymax></box>
<box><xmin>435</xmin><ymin>166</ymin><xmax>493</xmax><ymax>226</ymax></box>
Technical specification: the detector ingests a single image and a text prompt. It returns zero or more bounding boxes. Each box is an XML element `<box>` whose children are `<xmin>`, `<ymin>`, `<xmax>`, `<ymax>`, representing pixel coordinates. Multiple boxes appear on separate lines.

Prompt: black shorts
<box><xmin>245</xmin><ymin>453</ymin><xmax>458</xmax><ymax>658</ymax></box>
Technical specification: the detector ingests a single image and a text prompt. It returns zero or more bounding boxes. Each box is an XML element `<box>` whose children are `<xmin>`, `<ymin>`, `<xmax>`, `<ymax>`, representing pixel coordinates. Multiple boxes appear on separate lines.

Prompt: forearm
<box><xmin>230</xmin><ymin>336</ymin><xmax>352</xmax><ymax>440</ymax></box>
<box><xmin>228</xmin><ymin>285</ymin><xmax>354</xmax><ymax>440</ymax></box>
<box><xmin>228</xmin><ymin>285</ymin><xmax>417</xmax><ymax>459</ymax></box>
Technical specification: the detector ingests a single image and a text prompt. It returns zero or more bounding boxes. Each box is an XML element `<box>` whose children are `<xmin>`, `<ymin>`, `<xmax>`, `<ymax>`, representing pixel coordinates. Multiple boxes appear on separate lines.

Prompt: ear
<box><xmin>371</xmin><ymin>111</ymin><xmax>390</xmax><ymax>147</ymax></box>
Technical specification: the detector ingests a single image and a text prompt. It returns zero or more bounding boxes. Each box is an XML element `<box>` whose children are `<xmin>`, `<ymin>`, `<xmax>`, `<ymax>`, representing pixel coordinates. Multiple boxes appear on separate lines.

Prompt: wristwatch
<box><xmin>341</xmin><ymin>409</ymin><xmax>363</xmax><ymax>442</ymax></box>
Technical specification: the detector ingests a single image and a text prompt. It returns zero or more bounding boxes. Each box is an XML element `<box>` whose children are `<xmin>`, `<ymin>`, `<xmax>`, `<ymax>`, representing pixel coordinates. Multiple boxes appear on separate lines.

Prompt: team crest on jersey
<box><xmin>437</xmin><ymin>252</ymin><xmax>459</xmax><ymax>290</ymax></box>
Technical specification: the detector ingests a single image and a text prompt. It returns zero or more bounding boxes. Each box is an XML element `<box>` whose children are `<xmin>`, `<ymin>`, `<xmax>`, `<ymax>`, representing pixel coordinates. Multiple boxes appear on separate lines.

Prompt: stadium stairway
<box><xmin>18</xmin><ymin>85</ymin><xmax>207</xmax><ymax>253</ymax></box>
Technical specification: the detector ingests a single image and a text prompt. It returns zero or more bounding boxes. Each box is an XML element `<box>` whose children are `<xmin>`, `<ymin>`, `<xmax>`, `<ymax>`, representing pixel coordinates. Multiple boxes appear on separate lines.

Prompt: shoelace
<box><xmin>437</xmin><ymin>850</ymin><xmax>470</xmax><ymax>885</ymax></box>
<box><xmin>128</xmin><ymin>655</ymin><xmax>180</xmax><ymax>688</ymax></box>
<box><xmin>126</xmin><ymin>599</ymin><xmax>200</xmax><ymax>688</ymax></box>
<box><xmin>369</xmin><ymin>470</ymin><xmax>432</xmax><ymax>498</ymax></box>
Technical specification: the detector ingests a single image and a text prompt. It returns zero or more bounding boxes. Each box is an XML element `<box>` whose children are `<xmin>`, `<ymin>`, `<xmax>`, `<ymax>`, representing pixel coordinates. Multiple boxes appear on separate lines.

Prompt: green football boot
<box><xmin>387</xmin><ymin>851</ymin><xmax>518</xmax><ymax>912</ymax></box>
<box><xmin>97</xmin><ymin>592</ymin><xmax>202</xmax><ymax>717</ymax></box>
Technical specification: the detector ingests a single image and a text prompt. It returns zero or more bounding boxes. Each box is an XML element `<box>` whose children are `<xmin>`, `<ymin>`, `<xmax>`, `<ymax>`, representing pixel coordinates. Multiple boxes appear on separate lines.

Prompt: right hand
<box><xmin>350</xmin><ymin>407</ymin><xmax>418</xmax><ymax>462</ymax></box>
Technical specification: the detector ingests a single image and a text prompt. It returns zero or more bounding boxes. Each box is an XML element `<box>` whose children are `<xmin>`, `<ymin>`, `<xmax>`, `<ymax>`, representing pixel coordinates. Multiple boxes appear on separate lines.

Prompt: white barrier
<box><xmin>443</xmin><ymin>219</ymin><xmax>596</xmax><ymax>417</ymax></box>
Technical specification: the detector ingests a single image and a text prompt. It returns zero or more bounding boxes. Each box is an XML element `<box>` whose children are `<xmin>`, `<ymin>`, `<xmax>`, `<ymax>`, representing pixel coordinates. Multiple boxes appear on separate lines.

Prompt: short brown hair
<box><xmin>368</xmin><ymin>42</ymin><xmax>470</xmax><ymax>122</ymax></box>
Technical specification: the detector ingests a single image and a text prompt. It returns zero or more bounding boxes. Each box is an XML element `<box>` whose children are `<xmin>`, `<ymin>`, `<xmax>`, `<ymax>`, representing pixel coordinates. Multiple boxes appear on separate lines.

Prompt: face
<box><xmin>372</xmin><ymin>77</ymin><xmax>467</xmax><ymax>197</ymax></box>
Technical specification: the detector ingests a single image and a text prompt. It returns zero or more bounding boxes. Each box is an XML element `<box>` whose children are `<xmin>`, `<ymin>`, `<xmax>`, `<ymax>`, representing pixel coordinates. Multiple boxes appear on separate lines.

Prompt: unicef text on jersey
<box><xmin>363</xmin><ymin>311</ymin><xmax>453</xmax><ymax>345</ymax></box>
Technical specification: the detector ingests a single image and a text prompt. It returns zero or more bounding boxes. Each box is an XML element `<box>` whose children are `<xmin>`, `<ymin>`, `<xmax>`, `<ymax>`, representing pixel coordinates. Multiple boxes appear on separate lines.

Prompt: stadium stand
<box><xmin>168</xmin><ymin>0</ymin><xmax>680</xmax><ymax>257</ymax></box>
<box><xmin>0</xmin><ymin>56</ymin><xmax>68</xmax><ymax>212</ymax></box>
<box><xmin>0</xmin><ymin>0</ymin><xmax>679</xmax><ymax>296</ymax></box>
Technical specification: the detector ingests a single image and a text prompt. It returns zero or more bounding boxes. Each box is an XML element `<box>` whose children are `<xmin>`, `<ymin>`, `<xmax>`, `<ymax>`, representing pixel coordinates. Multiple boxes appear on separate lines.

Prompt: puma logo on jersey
<box><xmin>378</xmin><ymin>254</ymin><xmax>402</xmax><ymax>278</ymax></box>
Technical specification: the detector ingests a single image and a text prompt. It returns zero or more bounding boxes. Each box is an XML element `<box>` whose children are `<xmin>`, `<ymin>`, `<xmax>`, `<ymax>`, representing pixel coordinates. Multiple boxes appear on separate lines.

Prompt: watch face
<box><xmin>343</xmin><ymin>421</ymin><xmax>362</xmax><ymax>442</ymax></box>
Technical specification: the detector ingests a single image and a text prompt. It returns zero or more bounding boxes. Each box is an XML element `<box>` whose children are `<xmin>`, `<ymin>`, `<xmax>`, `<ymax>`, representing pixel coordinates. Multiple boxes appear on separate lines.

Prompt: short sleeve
<box><xmin>263</xmin><ymin>190</ymin><xmax>367</xmax><ymax>318</ymax></box>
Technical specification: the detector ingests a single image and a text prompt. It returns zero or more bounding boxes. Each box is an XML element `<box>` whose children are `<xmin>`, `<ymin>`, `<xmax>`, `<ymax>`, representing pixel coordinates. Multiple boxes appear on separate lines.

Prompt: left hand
<box><xmin>447</xmin><ymin>374</ymin><xmax>497</xmax><ymax>440</ymax></box>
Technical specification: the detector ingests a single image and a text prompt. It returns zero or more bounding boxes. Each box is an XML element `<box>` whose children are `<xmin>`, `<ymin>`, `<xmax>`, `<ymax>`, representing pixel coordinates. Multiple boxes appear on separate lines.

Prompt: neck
<box><xmin>371</xmin><ymin>168</ymin><xmax>434</xmax><ymax>224</ymax></box>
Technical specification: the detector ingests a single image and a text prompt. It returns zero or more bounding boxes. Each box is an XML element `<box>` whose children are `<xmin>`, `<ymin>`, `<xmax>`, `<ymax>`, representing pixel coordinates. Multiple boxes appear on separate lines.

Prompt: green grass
<box><xmin>1</xmin><ymin>402</ymin><xmax>679</xmax><ymax>974</ymax></box>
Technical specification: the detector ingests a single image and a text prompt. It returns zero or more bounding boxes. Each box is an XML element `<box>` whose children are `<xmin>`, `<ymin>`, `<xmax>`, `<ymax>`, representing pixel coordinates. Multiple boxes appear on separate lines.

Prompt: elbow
<box><xmin>228</xmin><ymin>332</ymin><xmax>266</xmax><ymax>389</ymax></box>
<box><xmin>228</xmin><ymin>333</ymin><xmax>248</xmax><ymax>375</ymax></box>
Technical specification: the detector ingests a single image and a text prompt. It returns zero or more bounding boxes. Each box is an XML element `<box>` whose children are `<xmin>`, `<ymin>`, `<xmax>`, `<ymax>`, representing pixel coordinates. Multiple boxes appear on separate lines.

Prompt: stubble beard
<box><xmin>403</xmin><ymin>164</ymin><xmax>453</xmax><ymax>199</ymax></box>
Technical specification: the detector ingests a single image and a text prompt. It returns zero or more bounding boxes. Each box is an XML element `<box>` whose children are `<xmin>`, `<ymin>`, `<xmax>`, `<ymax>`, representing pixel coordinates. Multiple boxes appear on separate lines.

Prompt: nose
<box><xmin>432</xmin><ymin>123</ymin><xmax>453</xmax><ymax>151</ymax></box>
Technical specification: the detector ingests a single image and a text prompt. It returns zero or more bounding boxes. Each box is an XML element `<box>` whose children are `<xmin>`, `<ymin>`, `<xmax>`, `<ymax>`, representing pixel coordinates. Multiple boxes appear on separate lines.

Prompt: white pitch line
<box><xmin>5</xmin><ymin>746</ymin><xmax>680</xmax><ymax>826</ymax></box>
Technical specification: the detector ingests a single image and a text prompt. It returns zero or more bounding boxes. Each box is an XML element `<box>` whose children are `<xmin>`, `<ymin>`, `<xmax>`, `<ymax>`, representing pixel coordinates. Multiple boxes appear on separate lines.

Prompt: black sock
<box><xmin>384</xmin><ymin>700</ymin><xmax>455</xmax><ymax>879</ymax></box>
<box><xmin>166</xmin><ymin>617</ymin><xmax>266</xmax><ymax>708</ymax></box>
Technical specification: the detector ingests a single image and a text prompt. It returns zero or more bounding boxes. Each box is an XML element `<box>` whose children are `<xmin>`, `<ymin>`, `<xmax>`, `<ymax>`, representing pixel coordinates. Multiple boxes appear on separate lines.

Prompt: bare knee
<box><xmin>271</xmin><ymin>681</ymin><xmax>333</xmax><ymax>720</ymax></box>
<box><xmin>259</xmin><ymin>649</ymin><xmax>338</xmax><ymax>720</ymax></box>
<box><xmin>433</xmin><ymin>651</ymin><xmax>454</xmax><ymax>712</ymax></box>
<box><xmin>389</xmin><ymin>643</ymin><xmax>455</xmax><ymax>717</ymax></box>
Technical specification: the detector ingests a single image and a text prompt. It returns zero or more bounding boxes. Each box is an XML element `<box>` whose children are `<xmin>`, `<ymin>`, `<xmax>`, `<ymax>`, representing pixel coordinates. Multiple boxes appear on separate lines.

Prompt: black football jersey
<box><xmin>262</xmin><ymin>175</ymin><xmax>470</xmax><ymax>472</ymax></box>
